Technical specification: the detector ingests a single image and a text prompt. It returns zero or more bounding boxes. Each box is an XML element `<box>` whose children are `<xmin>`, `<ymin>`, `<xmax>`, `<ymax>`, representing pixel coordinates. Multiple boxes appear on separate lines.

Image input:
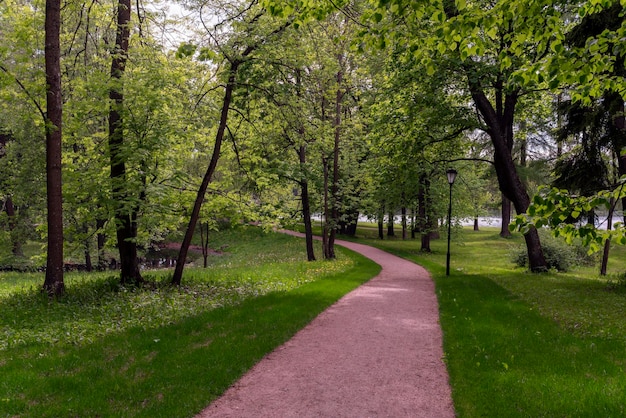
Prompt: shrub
<box><xmin>512</xmin><ymin>229</ymin><xmax>593</xmax><ymax>272</ymax></box>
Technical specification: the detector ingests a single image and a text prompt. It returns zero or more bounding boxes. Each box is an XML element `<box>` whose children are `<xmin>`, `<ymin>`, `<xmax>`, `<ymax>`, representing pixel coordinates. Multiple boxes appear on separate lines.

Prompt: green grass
<box><xmin>0</xmin><ymin>227</ymin><xmax>380</xmax><ymax>417</ymax></box>
<box><xmin>345</xmin><ymin>224</ymin><xmax>626</xmax><ymax>417</ymax></box>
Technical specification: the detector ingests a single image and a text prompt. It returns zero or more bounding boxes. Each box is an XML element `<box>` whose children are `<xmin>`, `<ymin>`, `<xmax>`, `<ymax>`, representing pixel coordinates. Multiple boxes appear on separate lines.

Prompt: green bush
<box><xmin>513</xmin><ymin>229</ymin><xmax>594</xmax><ymax>272</ymax></box>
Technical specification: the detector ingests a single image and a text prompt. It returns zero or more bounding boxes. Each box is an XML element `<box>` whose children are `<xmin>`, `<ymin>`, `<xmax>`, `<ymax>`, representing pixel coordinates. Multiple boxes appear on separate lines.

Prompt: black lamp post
<box><xmin>446</xmin><ymin>168</ymin><xmax>457</xmax><ymax>276</ymax></box>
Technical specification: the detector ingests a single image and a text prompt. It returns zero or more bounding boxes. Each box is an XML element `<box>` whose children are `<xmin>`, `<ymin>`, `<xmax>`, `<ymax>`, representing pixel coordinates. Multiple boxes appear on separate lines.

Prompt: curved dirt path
<box><xmin>196</xmin><ymin>233</ymin><xmax>454</xmax><ymax>417</ymax></box>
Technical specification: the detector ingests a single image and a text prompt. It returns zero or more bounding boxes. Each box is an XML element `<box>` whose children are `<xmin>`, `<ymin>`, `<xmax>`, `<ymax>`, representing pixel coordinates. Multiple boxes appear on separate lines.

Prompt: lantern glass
<box><xmin>446</xmin><ymin>169</ymin><xmax>457</xmax><ymax>185</ymax></box>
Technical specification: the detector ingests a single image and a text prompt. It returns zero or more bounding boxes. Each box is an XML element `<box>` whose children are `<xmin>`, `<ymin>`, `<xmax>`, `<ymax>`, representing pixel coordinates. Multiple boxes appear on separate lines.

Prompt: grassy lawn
<box><xmin>0</xmin><ymin>227</ymin><xmax>380</xmax><ymax>417</ymax></box>
<box><xmin>4</xmin><ymin>223</ymin><xmax>626</xmax><ymax>417</ymax></box>
<box><xmin>345</xmin><ymin>223</ymin><xmax>626</xmax><ymax>417</ymax></box>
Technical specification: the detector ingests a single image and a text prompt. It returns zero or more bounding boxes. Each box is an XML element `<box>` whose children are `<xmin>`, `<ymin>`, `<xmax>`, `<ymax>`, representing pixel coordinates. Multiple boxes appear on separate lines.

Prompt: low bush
<box><xmin>512</xmin><ymin>228</ymin><xmax>595</xmax><ymax>272</ymax></box>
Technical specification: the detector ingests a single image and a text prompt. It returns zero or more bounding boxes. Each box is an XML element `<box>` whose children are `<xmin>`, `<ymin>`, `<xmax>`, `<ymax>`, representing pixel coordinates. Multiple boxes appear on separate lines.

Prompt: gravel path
<box><xmin>196</xmin><ymin>234</ymin><xmax>454</xmax><ymax>417</ymax></box>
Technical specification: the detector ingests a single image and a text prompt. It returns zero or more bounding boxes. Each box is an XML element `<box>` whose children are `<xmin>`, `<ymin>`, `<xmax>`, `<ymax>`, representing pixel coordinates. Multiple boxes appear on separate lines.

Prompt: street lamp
<box><xmin>446</xmin><ymin>168</ymin><xmax>457</xmax><ymax>276</ymax></box>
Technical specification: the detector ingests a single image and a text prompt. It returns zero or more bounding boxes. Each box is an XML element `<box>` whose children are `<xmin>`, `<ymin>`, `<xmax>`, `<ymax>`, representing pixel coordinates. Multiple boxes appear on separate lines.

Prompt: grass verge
<box><xmin>0</xmin><ymin>227</ymin><xmax>380</xmax><ymax>417</ymax></box>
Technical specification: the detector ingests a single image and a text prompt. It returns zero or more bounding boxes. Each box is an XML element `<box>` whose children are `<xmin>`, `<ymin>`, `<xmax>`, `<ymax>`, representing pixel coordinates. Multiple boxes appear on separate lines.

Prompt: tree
<box><xmin>42</xmin><ymin>0</ymin><xmax>64</xmax><ymax>295</ymax></box>
<box><xmin>362</xmin><ymin>0</ymin><xmax>550</xmax><ymax>270</ymax></box>
<box><xmin>172</xmin><ymin>3</ymin><xmax>293</xmax><ymax>285</ymax></box>
<box><xmin>108</xmin><ymin>0</ymin><xmax>143</xmax><ymax>285</ymax></box>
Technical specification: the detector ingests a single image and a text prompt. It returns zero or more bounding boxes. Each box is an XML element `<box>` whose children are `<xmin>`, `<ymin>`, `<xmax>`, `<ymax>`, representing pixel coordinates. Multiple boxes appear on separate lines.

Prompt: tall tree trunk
<box><xmin>200</xmin><ymin>221</ymin><xmax>209</xmax><ymax>268</ymax></box>
<box><xmin>298</xmin><ymin>145</ymin><xmax>315</xmax><ymax>261</ymax></box>
<box><xmin>600</xmin><ymin>198</ymin><xmax>615</xmax><ymax>276</ymax></box>
<box><xmin>108</xmin><ymin>0</ymin><xmax>142</xmax><ymax>285</ymax></box>
<box><xmin>387</xmin><ymin>211</ymin><xmax>395</xmax><ymax>237</ymax></box>
<box><xmin>172</xmin><ymin>60</ymin><xmax>241</xmax><ymax>285</ymax></box>
<box><xmin>96</xmin><ymin>218</ymin><xmax>107</xmax><ymax>270</ymax></box>
<box><xmin>171</xmin><ymin>18</ymin><xmax>292</xmax><ymax>284</ymax></box>
<box><xmin>378</xmin><ymin>203</ymin><xmax>384</xmax><ymax>240</ymax></box>
<box><xmin>43</xmin><ymin>0</ymin><xmax>64</xmax><ymax>296</ymax></box>
<box><xmin>401</xmin><ymin>206</ymin><xmax>407</xmax><ymax>240</ymax></box>
<box><xmin>500</xmin><ymin>194</ymin><xmax>512</xmax><ymax>237</ymax></box>
<box><xmin>469</xmin><ymin>85</ymin><xmax>547</xmax><ymax>271</ymax></box>
<box><xmin>418</xmin><ymin>175</ymin><xmax>431</xmax><ymax>252</ymax></box>
<box><xmin>322</xmin><ymin>156</ymin><xmax>331</xmax><ymax>258</ymax></box>
<box><xmin>295</xmin><ymin>70</ymin><xmax>316</xmax><ymax>261</ymax></box>
<box><xmin>326</xmin><ymin>63</ymin><xmax>344</xmax><ymax>260</ymax></box>
<box><xmin>84</xmin><ymin>246</ymin><xmax>92</xmax><ymax>272</ymax></box>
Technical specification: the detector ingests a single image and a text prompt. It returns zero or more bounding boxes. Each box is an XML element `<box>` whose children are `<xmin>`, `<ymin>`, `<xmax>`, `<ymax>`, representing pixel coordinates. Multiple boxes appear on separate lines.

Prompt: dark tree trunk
<box><xmin>108</xmin><ymin>0</ymin><xmax>142</xmax><ymax>285</ymax></box>
<box><xmin>473</xmin><ymin>217</ymin><xmax>479</xmax><ymax>231</ymax></box>
<box><xmin>172</xmin><ymin>59</ymin><xmax>242</xmax><ymax>285</ymax></box>
<box><xmin>293</xmin><ymin>69</ymin><xmax>316</xmax><ymax>261</ymax></box>
<box><xmin>322</xmin><ymin>156</ymin><xmax>331</xmax><ymax>258</ymax></box>
<box><xmin>401</xmin><ymin>206</ymin><xmax>407</xmax><ymax>240</ymax></box>
<box><xmin>419</xmin><ymin>174</ymin><xmax>431</xmax><ymax>252</ymax></box>
<box><xmin>43</xmin><ymin>0</ymin><xmax>64</xmax><ymax>296</ymax></box>
<box><xmin>339</xmin><ymin>209</ymin><xmax>358</xmax><ymax>236</ymax></box>
<box><xmin>170</xmin><ymin>16</ymin><xmax>293</xmax><ymax>284</ymax></box>
<box><xmin>200</xmin><ymin>221</ymin><xmax>209</xmax><ymax>268</ymax></box>
<box><xmin>84</xmin><ymin>247</ymin><xmax>92</xmax><ymax>272</ymax></box>
<box><xmin>378</xmin><ymin>204</ymin><xmax>384</xmax><ymax>240</ymax></box>
<box><xmin>600</xmin><ymin>197</ymin><xmax>615</xmax><ymax>276</ymax></box>
<box><xmin>325</xmin><ymin>63</ymin><xmax>344</xmax><ymax>260</ymax></box>
<box><xmin>387</xmin><ymin>211</ymin><xmax>395</xmax><ymax>237</ymax></box>
<box><xmin>298</xmin><ymin>145</ymin><xmax>316</xmax><ymax>261</ymax></box>
<box><xmin>468</xmin><ymin>84</ymin><xmax>547</xmax><ymax>271</ymax></box>
<box><xmin>96</xmin><ymin>218</ymin><xmax>107</xmax><ymax>271</ymax></box>
<box><xmin>345</xmin><ymin>220</ymin><xmax>357</xmax><ymax>236</ymax></box>
<box><xmin>500</xmin><ymin>194</ymin><xmax>512</xmax><ymax>237</ymax></box>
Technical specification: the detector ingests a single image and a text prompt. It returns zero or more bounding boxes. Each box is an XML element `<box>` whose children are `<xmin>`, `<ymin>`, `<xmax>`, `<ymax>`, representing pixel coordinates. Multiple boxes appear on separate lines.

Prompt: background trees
<box><xmin>2</xmin><ymin>0</ymin><xmax>625</xmax><ymax>281</ymax></box>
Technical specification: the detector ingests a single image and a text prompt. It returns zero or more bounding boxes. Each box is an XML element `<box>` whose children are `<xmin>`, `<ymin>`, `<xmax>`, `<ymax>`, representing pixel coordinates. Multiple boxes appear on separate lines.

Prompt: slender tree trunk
<box><xmin>500</xmin><ymin>194</ymin><xmax>512</xmax><ymax>237</ymax></box>
<box><xmin>473</xmin><ymin>217</ymin><xmax>479</xmax><ymax>231</ymax></box>
<box><xmin>378</xmin><ymin>203</ymin><xmax>384</xmax><ymax>240</ymax></box>
<box><xmin>418</xmin><ymin>175</ymin><xmax>431</xmax><ymax>252</ymax></box>
<box><xmin>108</xmin><ymin>0</ymin><xmax>142</xmax><ymax>285</ymax></box>
<box><xmin>84</xmin><ymin>246</ymin><xmax>92</xmax><ymax>272</ymax></box>
<box><xmin>298</xmin><ymin>145</ymin><xmax>315</xmax><ymax>261</ymax></box>
<box><xmin>43</xmin><ymin>0</ymin><xmax>64</xmax><ymax>296</ymax></box>
<box><xmin>96</xmin><ymin>218</ymin><xmax>107</xmax><ymax>270</ymax></box>
<box><xmin>326</xmin><ymin>64</ymin><xmax>344</xmax><ymax>260</ymax></box>
<box><xmin>294</xmin><ymin>70</ymin><xmax>316</xmax><ymax>261</ymax></box>
<box><xmin>170</xmin><ymin>18</ymin><xmax>293</xmax><ymax>284</ymax></box>
<box><xmin>387</xmin><ymin>211</ymin><xmax>395</xmax><ymax>237</ymax></box>
<box><xmin>200</xmin><ymin>221</ymin><xmax>209</xmax><ymax>268</ymax></box>
<box><xmin>600</xmin><ymin>197</ymin><xmax>615</xmax><ymax>275</ymax></box>
<box><xmin>322</xmin><ymin>156</ymin><xmax>331</xmax><ymax>258</ymax></box>
<box><xmin>401</xmin><ymin>206</ymin><xmax>407</xmax><ymax>240</ymax></box>
<box><xmin>172</xmin><ymin>60</ymin><xmax>241</xmax><ymax>285</ymax></box>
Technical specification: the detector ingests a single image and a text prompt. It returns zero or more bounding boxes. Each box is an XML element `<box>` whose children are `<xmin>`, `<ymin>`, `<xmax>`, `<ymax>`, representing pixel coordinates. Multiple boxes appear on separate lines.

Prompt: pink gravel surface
<box><xmin>196</xmin><ymin>233</ymin><xmax>455</xmax><ymax>418</ymax></box>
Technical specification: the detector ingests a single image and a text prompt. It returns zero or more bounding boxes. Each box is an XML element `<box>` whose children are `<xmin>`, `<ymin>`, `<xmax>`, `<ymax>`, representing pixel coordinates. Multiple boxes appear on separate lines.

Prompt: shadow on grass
<box><xmin>0</xmin><ymin>254</ymin><xmax>380</xmax><ymax>418</ymax></box>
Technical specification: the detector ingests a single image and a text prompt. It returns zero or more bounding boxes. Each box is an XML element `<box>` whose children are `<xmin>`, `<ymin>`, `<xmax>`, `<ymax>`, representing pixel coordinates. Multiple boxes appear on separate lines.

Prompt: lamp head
<box><xmin>446</xmin><ymin>168</ymin><xmax>457</xmax><ymax>185</ymax></box>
